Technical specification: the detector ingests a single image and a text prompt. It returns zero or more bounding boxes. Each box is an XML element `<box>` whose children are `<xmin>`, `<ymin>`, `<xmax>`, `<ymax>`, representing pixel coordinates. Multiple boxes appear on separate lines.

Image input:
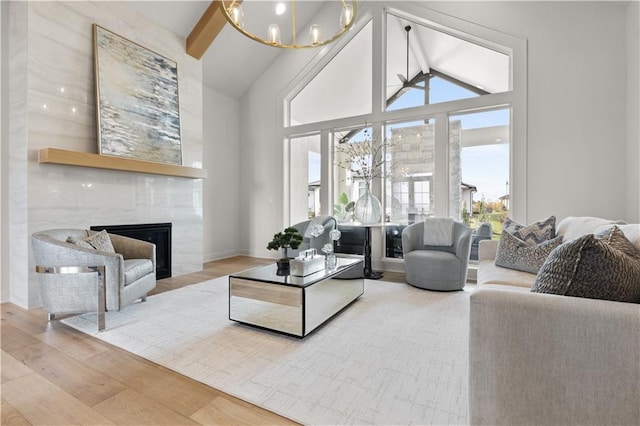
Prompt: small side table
<box><xmin>362</xmin><ymin>225</ymin><xmax>383</xmax><ymax>279</ymax></box>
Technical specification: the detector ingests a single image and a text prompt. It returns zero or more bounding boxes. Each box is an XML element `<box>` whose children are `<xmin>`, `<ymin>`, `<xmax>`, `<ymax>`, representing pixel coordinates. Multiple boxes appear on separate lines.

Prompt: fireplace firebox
<box><xmin>90</xmin><ymin>223</ymin><xmax>172</xmax><ymax>279</ymax></box>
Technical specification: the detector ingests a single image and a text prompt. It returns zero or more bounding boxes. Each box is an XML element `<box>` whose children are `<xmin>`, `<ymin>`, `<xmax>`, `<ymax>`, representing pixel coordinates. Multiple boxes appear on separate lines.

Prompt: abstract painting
<box><xmin>93</xmin><ymin>24</ymin><xmax>182</xmax><ymax>165</ymax></box>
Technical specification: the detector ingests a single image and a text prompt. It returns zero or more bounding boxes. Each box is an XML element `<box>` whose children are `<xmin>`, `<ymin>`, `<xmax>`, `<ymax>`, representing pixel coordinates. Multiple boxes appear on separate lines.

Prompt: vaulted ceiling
<box><xmin>128</xmin><ymin>1</ymin><xmax>510</xmax><ymax>105</ymax></box>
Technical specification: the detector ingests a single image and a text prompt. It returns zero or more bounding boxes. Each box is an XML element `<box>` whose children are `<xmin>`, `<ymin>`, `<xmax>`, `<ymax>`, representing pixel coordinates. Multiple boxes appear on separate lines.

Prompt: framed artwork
<box><xmin>93</xmin><ymin>24</ymin><xmax>182</xmax><ymax>165</ymax></box>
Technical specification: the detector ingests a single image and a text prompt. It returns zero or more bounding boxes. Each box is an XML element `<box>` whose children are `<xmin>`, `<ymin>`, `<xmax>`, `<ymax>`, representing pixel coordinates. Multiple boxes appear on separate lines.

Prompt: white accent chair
<box><xmin>32</xmin><ymin>229</ymin><xmax>156</xmax><ymax>321</ymax></box>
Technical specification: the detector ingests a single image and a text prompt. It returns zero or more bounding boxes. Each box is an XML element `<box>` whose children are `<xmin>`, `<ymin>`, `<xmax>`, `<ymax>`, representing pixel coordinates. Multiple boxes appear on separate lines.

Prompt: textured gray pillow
<box><xmin>67</xmin><ymin>230</ymin><xmax>115</xmax><ymax>253</ymax></box>
<box><xmin>495</xmin><ymin>230</ymin><xmax>563</xmax><ymax>274</ymax></box>
<box><xmin>66</xmin><ymin>236</ymin><xmax>94</xmax><ymax>250</ymax></box>
<box><xmin>532</xmin><ymin>227</ymin><xmax>640</xmax><ymax>303</ymax></box>
<box><xmin>85</xmin><ymin>230</ymin><xmax>116</xmax><ymax>253</ymax></box>
<box><xmin>503</xmin><ymin>216</ymin><xmax>556</xmax><ymax>246</ymax></box>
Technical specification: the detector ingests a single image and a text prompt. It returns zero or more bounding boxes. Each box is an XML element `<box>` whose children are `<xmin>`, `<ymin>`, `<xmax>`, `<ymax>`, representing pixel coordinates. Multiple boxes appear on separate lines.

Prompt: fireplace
<box><xmin>90</xmin><ymin>223</ymin><xmax>172</xmax><ymax>279</ymax></box>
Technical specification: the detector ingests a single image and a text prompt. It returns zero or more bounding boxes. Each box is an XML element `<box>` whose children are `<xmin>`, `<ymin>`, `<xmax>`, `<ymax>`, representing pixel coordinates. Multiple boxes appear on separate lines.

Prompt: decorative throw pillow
<box><xmin>67</xmin><ymin>230</ymin><xmax>116</xmax><ymax>253</ymax></box>
<box><xmin>85</xmin><ymin>230</ymin><xmax>116</xmax><ymax>253</ymax></box>
<box><xmin>495</xmin><ymin>230</ymin><xmax>563</xmax><ymax>274</ymax></box>
<box><xmin>66</xmin><ymin>236</ymin><xmax>94</xmax><ymax>250</ymax></box>
<box><xmin>594</xmin><ymin>226</ymin><xmax>640</xmax><ymax>261</ymax></box>
<box><xmin>503</xmin><ymin>216</ymin><xmax>556</xmax><ymax>246</ymax></box>
<box><xmin>532</xmin><ymin>227</ymin><xmax>640</xmax><ymax>303</ymax></box>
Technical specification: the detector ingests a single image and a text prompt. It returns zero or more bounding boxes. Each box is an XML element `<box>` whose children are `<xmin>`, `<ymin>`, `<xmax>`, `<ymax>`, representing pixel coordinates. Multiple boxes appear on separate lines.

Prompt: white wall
<box><xmin>202</xmin><ymin>86</ymin><xmax>242</xmax><ymax>261</ymax></box>
<box><xmin>426</xmin><ymin>1</ymin><xmax>630</xmax><ymax>222</ymax></box>
<box><xmin>239</xmin><ymin>1</ymin><xmax>636</xmax><ymax>260</ymax></box>
<box><xmin>627</xmin><ymin>1</ymin><xmax>640</xmax><ymax>222</ymax></box>
<box><xmin>239</xmin><ymin>36</ymin><xmax>320</xmax><ymax>259</ymax></box>
<box><xmin>6</xmin><ymin>1</ymin><xmax>204</xmax><ymax>308</ymax></box>
<box><xmin>0</xmin><ymin>0</ymin><xmax>7</xmax><ymax>303</ymax></box>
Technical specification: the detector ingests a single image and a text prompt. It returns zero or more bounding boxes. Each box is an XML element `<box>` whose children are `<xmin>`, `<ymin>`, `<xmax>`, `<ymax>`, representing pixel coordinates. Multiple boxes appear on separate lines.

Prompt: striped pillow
<box><xmin>504</xmin><ymin>216</ymin><xmax>556</xmax><ymax>246</ymax></box>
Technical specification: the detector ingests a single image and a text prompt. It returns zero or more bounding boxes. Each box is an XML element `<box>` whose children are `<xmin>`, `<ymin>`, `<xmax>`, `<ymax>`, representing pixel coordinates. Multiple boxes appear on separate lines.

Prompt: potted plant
<box><xmin>267</xmin><ymin>227</ymin><xmax>303</xmax><ymax>269</ymax></box>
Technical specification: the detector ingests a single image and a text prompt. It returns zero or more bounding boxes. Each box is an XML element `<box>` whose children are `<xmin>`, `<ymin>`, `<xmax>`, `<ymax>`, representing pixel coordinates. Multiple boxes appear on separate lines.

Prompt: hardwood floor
<box><xmin>2</xmin><ymin>256</ymin><xmax>406</xmax><ymax>425</ymax></box>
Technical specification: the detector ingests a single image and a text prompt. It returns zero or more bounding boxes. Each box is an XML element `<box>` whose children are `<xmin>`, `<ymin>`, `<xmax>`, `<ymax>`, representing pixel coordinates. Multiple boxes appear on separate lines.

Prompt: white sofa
<box><xmin>470</xmin><ymin>217</ymin><xmax>640</xmax><ymax>425</ymax></box>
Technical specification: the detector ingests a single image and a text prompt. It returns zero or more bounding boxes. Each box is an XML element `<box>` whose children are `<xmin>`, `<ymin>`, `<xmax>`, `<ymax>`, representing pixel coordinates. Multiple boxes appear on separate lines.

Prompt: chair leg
<box><xmin>47</xmin><ymin>312</ymin><xmax>55</xmax><ymax>321</ymax></box>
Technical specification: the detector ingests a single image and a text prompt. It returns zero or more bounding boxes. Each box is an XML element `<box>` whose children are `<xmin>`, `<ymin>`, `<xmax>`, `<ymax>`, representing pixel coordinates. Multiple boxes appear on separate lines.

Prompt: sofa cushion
<box><xmin>616</xmin><ymin>224</ymin><xmax>640</xmax><ymax>251</ymax></box>
<box><xmin>124</xmin><ymin>259</ymin><xmax>154</xmax><ymax>285</ymax></box>
<box><xmin>504</xmin><ymin>216</ymin><xmax>556</xmax><ymax>246</ymax></box>
<box><xmin>477</xmin><ymin>260</ymin><xmax>537</xmax><ymax>288</ymax></box>
<box><xmin>532</xmin><ymin>227</ymin><xmax>640</xmax><ymax>303</ymax></box>
<box><xmin>495</xmin><ymin>231</ymin><xmax>563</xmax><ymax>274</ymax></box>
<box><xmin>556</xmin><ymin>216</ymin><xmax>625</xmax><ymax>242</ymax></box>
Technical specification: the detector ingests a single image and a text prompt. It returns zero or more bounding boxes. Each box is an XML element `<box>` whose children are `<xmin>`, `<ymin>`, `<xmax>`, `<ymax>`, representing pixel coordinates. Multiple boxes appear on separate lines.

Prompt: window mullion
<box><xmin>320</xmin><ymin>130</ymin><xmax>331</xmax><ymax>216</ymax></box>
<box><xmin>433</xmin><ymin>113</ymin><xmax>449</xmax><ymax>218</ymax></box>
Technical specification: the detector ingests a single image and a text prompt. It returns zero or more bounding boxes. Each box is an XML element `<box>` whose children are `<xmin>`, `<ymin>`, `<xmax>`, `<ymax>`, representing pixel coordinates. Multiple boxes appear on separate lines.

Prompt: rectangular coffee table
<box><xmin>229</xmin><ymin>258</ymin><xmax>364</xmax><ymax>337</ymax></box>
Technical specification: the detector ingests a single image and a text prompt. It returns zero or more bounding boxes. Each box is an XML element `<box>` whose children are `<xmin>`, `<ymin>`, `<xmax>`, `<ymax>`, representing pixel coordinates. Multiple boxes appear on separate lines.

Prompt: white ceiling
<box><xmin>127</xmin><ymin>1</ymin><xmax>325</xmax><ymax>99</ymax></box>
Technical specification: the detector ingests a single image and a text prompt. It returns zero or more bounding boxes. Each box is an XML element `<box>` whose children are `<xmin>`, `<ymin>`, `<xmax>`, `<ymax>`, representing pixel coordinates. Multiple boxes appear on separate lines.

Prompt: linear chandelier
<box><xmin>219</xmin><ymin>0</ymin><xmax>357</xmax><ymax>49</ymax></box>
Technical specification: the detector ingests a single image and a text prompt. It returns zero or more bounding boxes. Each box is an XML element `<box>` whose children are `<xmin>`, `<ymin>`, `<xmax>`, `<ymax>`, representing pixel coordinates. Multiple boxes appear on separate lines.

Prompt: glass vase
<box><xmin>354</xmin><ymin>182</ymin><xmax>382</xmax><ymax>224</ymax></box>
<box><xmin>325</xmin><ymin>253</ymin><xmax>337</xmax><ymax>270</ymax></box>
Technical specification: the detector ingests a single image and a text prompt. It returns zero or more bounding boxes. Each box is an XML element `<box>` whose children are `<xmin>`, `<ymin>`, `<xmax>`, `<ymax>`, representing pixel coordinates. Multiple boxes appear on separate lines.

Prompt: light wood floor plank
<box><xmin>190</xmin><ymin>395</ymin><xmax>297</xmax><ymax>426</ymax></box>
<box><xmin>93</xmin><ymin>388</ymin><xmax>198</xmax><ymax>425</ymax></box>
<box><xmin>2</xmin><ymin>374</ymin><xmax>115</xmax><ymax>425</ymax></box>
<box><xmin>0</xmin><ymin>323</ymin><xmax>40</xmax><ymax>352</ymax></box>
<box><xmin>7</xmin><ymin>342</ymin><xmax>127</xmax><ymax>407</ymax></box>
<box><xmin>1</xmin><ymin>350</ymin><xmax>33</xmax><ymax>382</ymax></box>
<box><xmin>86</xmin><ymin>348</ymin><xmax>218</xmax><ymax>418</ymax></box>
<box><xmin>1</xmin><ymin>303</ymin><xmax>51</xmax><ymax>336</ymax></box>
<box><xmin>35</xmin><ymin>323</ymin><xmax>111</xmax><ymax>362</ymax></box>
<box><xmin>1</xmin><ymin>399</ymin><xmax>32</xmax><ymax>425</ymax></box>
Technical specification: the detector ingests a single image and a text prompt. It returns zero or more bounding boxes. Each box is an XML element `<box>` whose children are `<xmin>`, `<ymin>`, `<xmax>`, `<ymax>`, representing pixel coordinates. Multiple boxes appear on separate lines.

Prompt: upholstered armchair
<box><xmin>470</xmin><ymin>222</ymin><xmax>493</xmax><ymax>261</ymax></box>
<box><xmin>290</xmin><ymin>215</ymin><xmax>338</xmax><ymax>258</ymax></box>
<box><xmin>401</xmin><ymin>220</ymin><xmax>472</xmax><ymax>291</ymax></box>
<box><xmin>32</xmin><ymin>229</ymin><xmax>156</xmax><ymax>322</ymax></box>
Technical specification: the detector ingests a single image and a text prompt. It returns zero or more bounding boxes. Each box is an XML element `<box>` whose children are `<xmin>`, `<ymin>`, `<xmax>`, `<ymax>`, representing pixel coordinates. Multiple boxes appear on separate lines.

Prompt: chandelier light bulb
<box><xmin>229</xmin><ymin>4</ymin><xmax>244</xmax><ymax>28</ymax></box>
<box><xmin>340</xmin><ymin>4</ymin><xmax>353</xmax><ymax>28</ymax></box>
<box><xmin>220</xmin><ymin>0</ymin><xmax>357</xmax><ymax>49</ymax></box>
<box><xmin>310</xmin><ymin>24</ymin><xmax>322</xmax><ymax>45</ymax></box>
<box><xmin>268</xmin><ymin>24</ymin><xmax>281</xmax><ymax>45</ymax></box>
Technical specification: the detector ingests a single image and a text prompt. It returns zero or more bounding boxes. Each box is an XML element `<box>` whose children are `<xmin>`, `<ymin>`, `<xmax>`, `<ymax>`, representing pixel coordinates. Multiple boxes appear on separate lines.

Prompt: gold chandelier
<box><xmin>220</xmin><ymin>0</ymin><xmax>357</xmax><ymax>49</ymax></box>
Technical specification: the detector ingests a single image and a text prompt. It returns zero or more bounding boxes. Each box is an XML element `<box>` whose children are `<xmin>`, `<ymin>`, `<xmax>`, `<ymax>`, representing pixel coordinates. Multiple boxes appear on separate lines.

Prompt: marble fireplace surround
<box><xmin>7</xmin><ymin>1</ymin><xmax>204</xmax><ymax>308</ymax></box>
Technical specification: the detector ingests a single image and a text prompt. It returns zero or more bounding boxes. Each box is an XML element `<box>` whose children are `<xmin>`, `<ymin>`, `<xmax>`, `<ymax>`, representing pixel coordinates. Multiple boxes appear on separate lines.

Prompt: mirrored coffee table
<box><xmin>229</xmin><ymin>258</ymin><xmax>364</xmax><ymax>337</ymax></box>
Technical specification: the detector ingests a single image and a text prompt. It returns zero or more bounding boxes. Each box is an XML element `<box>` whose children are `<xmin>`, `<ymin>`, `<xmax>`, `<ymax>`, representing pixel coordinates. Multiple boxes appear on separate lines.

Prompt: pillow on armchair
<box><xmin>67</xmin><ymin>229</ymin><xmax>116</xmax><ymax>253</ymax></box>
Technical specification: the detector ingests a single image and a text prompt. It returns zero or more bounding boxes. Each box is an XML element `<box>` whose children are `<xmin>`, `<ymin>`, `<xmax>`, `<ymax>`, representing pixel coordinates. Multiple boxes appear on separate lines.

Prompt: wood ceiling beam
<box><xmin>187</xmin><ymin>1</ymin><xmax>237</xmax><ymax>59</ymax></box>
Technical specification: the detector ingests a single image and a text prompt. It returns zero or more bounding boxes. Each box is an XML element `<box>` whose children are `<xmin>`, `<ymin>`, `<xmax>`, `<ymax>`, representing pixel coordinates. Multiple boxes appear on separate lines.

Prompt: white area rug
<box><xmin>62</xmin><ymin>277</ymin><xmax>471</xmax><ymax>425</ymax></box>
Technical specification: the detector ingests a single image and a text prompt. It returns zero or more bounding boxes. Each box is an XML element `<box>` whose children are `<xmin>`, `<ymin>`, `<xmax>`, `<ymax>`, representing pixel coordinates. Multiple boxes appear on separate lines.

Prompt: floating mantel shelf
<box><xmin>38</xmin><ymin>148</ymin><xmax>207</xmax><ymax>179</ymax></box>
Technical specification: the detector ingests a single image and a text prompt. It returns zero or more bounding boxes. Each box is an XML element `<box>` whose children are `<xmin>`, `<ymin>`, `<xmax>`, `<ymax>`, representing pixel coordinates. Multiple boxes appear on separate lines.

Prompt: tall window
<box><xmin>451</xmin><ymin>109</ymin><xmax>510</xmax><ymax>237</ymax></box>
<box><xmin>283</xmin><ymin>4</ymin><xmax>525</xmax><ymax>263</ymax></box>
<box><xmin>384</xmin><ymin>119</ymin><xmax>436</xmax><ymax>224</ymax></box>
<box><xmin>289</xmin><ymin>134</ymin><xmax>321</xmax><ymax>223</ymax></box>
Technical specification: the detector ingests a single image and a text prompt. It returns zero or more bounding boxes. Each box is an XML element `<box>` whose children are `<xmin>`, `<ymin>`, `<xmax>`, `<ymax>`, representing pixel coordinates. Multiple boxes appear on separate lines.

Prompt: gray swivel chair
<box><xmin>401</xmin><ymin>220</ymin><xmax>472</xmax><ymax>291</ymax></box>
<box><xmin>290</xmin><ymin>215</ymin><xmax>338</xmax><ymax>258</ymax></box>
<box><xmin>470</xmin><ymin>222</ymin><xmax>492</xmax><ymax>261</ymax></box>
<box><xmin>32</xmin><ymin>229</ymin><xmax>156</xmax><ymax>324</ymax></box>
